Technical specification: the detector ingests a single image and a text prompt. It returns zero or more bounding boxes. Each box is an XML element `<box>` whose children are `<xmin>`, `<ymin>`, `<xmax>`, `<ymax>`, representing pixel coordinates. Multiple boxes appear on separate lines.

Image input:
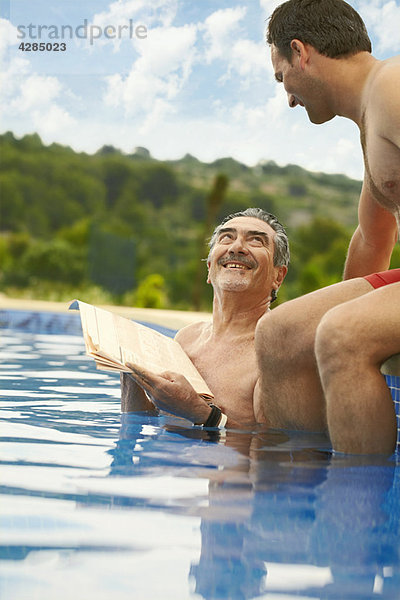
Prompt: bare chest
<box><xmin>361</xmin><ymin>119</ymin><xmax>400</xmax><ymax>216</ymax></box>
<box><xmin>186</xmin><ymin>339</ymin><xmax>258</xmax><ymax>423</ymax></box>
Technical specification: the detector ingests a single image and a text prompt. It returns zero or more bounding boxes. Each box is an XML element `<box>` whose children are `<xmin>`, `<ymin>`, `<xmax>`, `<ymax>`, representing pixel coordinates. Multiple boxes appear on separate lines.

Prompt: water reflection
<box><xmin>114</xmin><ymin>415</ymin><xmax>400</xmax><ymax>599</ymax></box>
<box><xmin>1</xmin><ymin>330</ymin><xmax>400</xmax><ymax>599</ymax></box>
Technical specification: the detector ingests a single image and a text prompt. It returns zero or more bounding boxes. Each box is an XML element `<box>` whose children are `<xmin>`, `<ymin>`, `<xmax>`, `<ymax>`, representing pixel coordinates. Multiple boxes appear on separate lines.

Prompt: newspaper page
<box><xmin>70</xmin><ymin>300</ymin><xmax>213</xmax><ymax>399</ymax></box>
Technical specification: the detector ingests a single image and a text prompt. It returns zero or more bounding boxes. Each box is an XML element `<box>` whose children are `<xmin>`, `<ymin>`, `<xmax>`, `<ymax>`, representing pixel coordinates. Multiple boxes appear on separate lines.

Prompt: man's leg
<box><xmin>254</xmin><ymin>278</ymin><xmax>373</xmax><ymax>431</ymax></box>
<box><xmin>315</xmin><ymin>283</ymin><xmax>400</xmax><ymax>455</ymax></box>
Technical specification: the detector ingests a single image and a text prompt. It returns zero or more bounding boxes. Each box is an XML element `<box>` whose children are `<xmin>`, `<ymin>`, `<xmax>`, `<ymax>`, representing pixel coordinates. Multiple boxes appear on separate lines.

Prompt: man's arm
<box><xmin>120</xmin><ymin>321</ymin><xmax>211</xmax><ymax>415</ymax></box>
<box><xmin>120</xmin><ymin>321</ymin><xmax>198</xmax><ymax>413</ymax></box>
<box><xmin>125</xmin><ymin>363</ymin><xmax>240</xmax><ymax>428</ymax></box>
<box><xmin>345</xmin><ymin>64</ymin><xmax>400</xmax><ymax>279</ymax></box>
<box><xmin>120</xmin><ymin>372</ymin><xmax>158</xmax><ymax>413</ymax></box>
<box><xmin>343</xmin><ymin>180</ymin><xmax>398</xmax><ymax>279</ymax></box>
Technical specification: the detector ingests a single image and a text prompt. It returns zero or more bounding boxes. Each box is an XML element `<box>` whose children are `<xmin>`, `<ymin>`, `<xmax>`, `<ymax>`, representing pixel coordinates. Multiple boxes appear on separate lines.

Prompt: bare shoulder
<box><xmin>371</xmin><ymin>59</ymin><xmax>400</xmax><ymax>98</ymax></box>
<box><xmin>370</xmin><ymin>58</ymin><xmax>400</xmax><ymax>132</ymax></box>
<box><xmin>175</xmin><ymin>321</ymin><xmax>210</xmax><ymax>349</ymax></box>
<box><xmin>372</xmin><ymin>56</ymin><xmax>400</xmax><ymax>81</ymax></box>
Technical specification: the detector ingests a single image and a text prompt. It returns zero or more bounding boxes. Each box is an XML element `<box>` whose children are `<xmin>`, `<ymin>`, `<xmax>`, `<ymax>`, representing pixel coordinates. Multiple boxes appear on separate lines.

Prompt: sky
<box><xmin>1</xmin><ymin>0</ymin><xmax>400</xmax><ymax>180</ymax></box>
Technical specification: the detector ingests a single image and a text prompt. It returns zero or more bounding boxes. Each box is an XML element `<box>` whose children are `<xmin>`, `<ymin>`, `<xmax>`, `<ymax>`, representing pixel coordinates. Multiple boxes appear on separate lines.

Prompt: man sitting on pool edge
<box><xmin>121</xmin><ymin>207</ymin><xmax>289</xmax><ymax>428</ymax></box>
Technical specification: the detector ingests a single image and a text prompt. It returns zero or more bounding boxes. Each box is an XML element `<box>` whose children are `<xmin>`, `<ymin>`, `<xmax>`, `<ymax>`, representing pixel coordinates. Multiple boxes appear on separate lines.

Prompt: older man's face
<box><xmin>207</xmin><ymin>216</ymin><xmax>280</xmax><ymax>298</ymax></box>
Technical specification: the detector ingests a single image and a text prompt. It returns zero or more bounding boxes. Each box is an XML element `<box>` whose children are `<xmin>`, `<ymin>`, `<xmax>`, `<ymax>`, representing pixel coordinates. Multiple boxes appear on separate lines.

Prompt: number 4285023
<box><xmin>19</xmin><ymin>42</ymin><xmax>67</xmax><ymax>51</ymax></box>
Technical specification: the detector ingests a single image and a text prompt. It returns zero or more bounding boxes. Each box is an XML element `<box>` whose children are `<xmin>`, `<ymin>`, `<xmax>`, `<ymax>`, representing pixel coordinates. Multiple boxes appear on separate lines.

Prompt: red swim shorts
<box><xmin>364</xmin><ymin>268</ymin><xmax>400</xmax><ymax>289</ymax></box>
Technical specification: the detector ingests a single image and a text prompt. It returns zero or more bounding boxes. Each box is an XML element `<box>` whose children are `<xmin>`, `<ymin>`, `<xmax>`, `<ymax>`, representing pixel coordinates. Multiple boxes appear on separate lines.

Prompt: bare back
<box><xmin>175</xmin><ymin>322</ymin><xmax>262</xmax><ymax>424</ymax></box>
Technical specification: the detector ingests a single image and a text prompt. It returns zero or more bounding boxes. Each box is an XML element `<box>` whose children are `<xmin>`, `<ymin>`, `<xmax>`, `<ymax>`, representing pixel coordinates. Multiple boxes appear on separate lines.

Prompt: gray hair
<box><xmin>209</xmin><ymin>207</ymin><xmax>290</xmax><ymax>267</ymax></box>
<box><xmin>208</xmin><ymin>208</ymin><xmax>290</xmax><ymax>301</ymax></box>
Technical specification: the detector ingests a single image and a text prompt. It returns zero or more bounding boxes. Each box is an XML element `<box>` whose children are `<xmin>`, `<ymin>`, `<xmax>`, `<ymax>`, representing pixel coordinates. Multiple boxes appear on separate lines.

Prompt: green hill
<box><xmin>1</xmin><ymin>131</ymin><xmax>398</xmax><ymax>309</ymax></box>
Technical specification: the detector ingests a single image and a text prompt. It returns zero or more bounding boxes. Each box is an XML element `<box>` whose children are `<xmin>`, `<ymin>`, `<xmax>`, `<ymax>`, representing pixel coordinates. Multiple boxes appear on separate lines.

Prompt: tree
<box><xmin>192</xmin><ymin>174</ymin><xmax>229</xmax><ymax>310</ymax></box>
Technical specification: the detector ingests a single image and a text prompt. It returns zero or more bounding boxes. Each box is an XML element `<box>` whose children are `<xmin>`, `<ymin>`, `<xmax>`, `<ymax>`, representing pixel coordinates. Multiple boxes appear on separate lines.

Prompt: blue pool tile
<box><xmin>384</xmin><ymin>374</ymin><xmax>400</xmax><ymax>454</ymax></box>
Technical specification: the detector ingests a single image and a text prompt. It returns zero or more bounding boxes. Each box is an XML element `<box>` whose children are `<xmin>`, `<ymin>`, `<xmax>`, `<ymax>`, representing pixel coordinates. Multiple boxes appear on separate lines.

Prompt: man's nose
<box><xmin>228</xmin><ymin>236</ymin><xmax>248</xmax><ymax>253</ymax></box>
<box><xmin>288</xmin><ymin>93</ymin><xmax>299</xmax><ymax>108</ymax></box>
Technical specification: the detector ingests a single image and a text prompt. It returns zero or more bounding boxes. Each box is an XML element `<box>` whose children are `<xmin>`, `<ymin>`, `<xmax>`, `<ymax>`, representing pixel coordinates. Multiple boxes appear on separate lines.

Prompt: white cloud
<box><xmin>201</xmin><ymin>7</ymin><xmax>272</xmax><ymax>88</ymax></box>
<box><xmin>150</xmin><ymin>0</ymin><xmax>179</xmax><ymax>27</ymax></box>
<box><xmin>87</xmin><ymin>0</ymin><xmax>178</xmax><ymax>50</ymax></box>
<box><xmin>126</xmin><ymin>95</ymin><xmax>363</xmax><ymax>180</ymax></box>
<box><xmin>104</xmin><ymin>23</ymin><xmax>197</xmax><ymax>124</ymax></box>
<box><xmin>105</xmin><ymin>69</ymin><xmax>168</xmax><ymax>112</ymax></box>
<box><xmin>0</xmin><ymin>17</ymin><xmax>76</xmax><ymax>143</ymax></box>
<box><xmin>93</xmin><ymin>0</ymin><xmax>178</xmax><ymax>27</ymax></box>
<box><xmin>0</xmin><ymin>17</ymin><xmax>23</xmax><ymax>92</ymax></box>
<box><xmin>0</xmin><ymin>3</ymin><xmax>370</xmax><ymax>180</ymax></box>
<box><xmin>0</xmin><ymin>54</ymin><xmax>29</xmax><ymax>101</ymax></box>
<box><xmin>93</xmin><ymin>0</ymin><xmax>147</xmax><ymax>23</ymax></box>
<box><xmin>264</xmin><ymin>82</ymin><xmax>288</xmax><ymax>120</ymax></box>
<box><xmin>140</xmin><ymin>97</ymin><xmax>173</xmax><ymax>133</ymax></box>
<box><xmin>228</xmin><ymin>39</ymin><xmax>271</xmax><ymax>82</ymax></box>
<box><xmin>357</xmin><ymin>0</ymin><xmax>400</xmax><ymax>55</ymax></box>
<box><xmin>0</xmin><ymin>17</ymin><xmax>18</xmax><ymax>57</ymax></box>
<box><xmin>134</xmin><ymin>23</ymin><xmax>196</xmax><ymax>78</ymax></box>
<box><xmin>259</xmin><ymin>0</ymin><xmax>282</xmax><ymax>19</ymax></box>
<box><xmin>202</xmin><ymin>6</ymin><xmax>247</xmax><ymax>63</ymax></box>
<box><xmin>2</xmin><ymin>70</ymin><xmax>77</xmax><ymax>143</ymax></box>
<box><xmin>10</xmin><ymin>75</ymin><xmax>62</xmax><ymax>112</ymax></box>
<box><xmin>31</xmin><ymin>105</ymin><xmax>76</xmax><ymax>137</ymax></box>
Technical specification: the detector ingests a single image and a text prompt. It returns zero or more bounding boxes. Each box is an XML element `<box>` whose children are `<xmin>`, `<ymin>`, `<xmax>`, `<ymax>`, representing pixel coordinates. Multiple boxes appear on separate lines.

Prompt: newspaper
<box><xmin>69</xmin><ymin>300</ymin><xmax>214</xmax><ymax>399</ymax></box>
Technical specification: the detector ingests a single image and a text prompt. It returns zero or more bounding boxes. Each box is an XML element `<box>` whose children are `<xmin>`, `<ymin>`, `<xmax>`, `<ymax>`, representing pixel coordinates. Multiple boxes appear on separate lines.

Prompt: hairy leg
<box><xmin>254</xmin><ymin>278</ymin><xmax>373</xmax><ymax>431</ymax></box>
<box><xmin>315</xmin><ymin>283</ymin><xmax>400</xmax><ymax>455</ymax></box>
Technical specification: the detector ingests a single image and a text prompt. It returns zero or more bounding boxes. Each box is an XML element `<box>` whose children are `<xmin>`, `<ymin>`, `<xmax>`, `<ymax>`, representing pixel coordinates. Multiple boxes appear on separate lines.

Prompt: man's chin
<box><xmin>218</xmin><ymin>276</ymin><xmax>250</xmax><ymax>292</ymax></box>
<box><xmin>307</xmin><ymin>110</ymin><xmax>335</xmax><ymax>124</ymax></box>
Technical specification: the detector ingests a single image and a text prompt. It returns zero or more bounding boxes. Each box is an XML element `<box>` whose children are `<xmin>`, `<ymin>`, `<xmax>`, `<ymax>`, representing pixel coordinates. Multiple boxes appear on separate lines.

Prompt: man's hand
<box><xmin>125</xmin><ymin>362</ymin><xmax>213</xmax><ymax>424</ymax></box>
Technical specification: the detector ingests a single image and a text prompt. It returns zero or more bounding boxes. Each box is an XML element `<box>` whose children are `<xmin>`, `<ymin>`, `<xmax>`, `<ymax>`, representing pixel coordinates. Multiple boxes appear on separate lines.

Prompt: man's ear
<box><xmin>206</xmin><ymin>260</ymin><xmax>211</xmax><ymax>284</ymax></box>
<box><xmin>272</xmin><ymin>265</ymin><xmax>288</xmax><ymax>294</ymax></box>
<box><xmin>290</xmin><ymin>39</ymin><xmax>310</xmax><ymax>70</ymax></box>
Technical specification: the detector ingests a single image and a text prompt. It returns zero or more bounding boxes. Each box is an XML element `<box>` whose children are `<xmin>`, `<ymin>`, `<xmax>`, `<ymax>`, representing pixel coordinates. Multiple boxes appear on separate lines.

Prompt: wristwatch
<box><xmin>196</xmin><ymin>403</ymin><xmax>228</xmax><ymax>429</ymax></box>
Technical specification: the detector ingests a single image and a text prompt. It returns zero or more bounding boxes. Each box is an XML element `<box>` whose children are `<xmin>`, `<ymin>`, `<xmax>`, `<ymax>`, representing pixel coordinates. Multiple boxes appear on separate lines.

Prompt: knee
<box><xmin>315</xmin><ymin>305</ymin><xmax>361</xmax><ymax>376</ymax></box>
<box><xmin>255</xmin><ymin>306</ymin><xmax>294</xmax><ymax>365</ymax></box>
<box><xmin>255</xmin><ymin>303</ymin><xmax>312</xmax><ymax>373</ymax></box>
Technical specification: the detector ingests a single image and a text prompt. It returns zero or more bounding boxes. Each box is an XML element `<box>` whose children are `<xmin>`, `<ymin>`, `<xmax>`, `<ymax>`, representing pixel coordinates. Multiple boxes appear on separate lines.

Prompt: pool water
<box><xmin>1</xmin><ymin>312</ymin><xmax>400</xmax><ymax>599</ymax></box>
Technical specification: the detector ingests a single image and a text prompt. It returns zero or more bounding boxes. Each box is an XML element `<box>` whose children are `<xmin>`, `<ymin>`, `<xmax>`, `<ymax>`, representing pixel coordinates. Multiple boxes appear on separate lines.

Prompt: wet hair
<box><xmin>266</xmin><ymin>0</ymin><xmax>372</xmax><ymax>62</ymax></box>
<box><xmin>208</xmin><ymin>208</ymin><xmax>290</xmax><ymax>302</ymax></box>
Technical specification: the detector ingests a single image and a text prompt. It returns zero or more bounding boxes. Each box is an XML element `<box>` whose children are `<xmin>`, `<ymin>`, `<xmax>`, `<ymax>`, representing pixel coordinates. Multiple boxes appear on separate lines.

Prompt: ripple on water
<box><xmin>2</xmin><ymin>326</ymin><xmax>400</xmax><ymax>600</ymax></box>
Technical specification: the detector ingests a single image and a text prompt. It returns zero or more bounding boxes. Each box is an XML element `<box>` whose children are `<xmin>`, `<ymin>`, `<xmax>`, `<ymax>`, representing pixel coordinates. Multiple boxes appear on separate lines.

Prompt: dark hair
<box><xmin>267</xmin><ymin>0</ymin><xmax>372</xmax><ymax>62</ymax></box>
<box><xmin>208</xmin><ymin>208</ymin><xmax>290</xmax><ymax>302</ymax></box>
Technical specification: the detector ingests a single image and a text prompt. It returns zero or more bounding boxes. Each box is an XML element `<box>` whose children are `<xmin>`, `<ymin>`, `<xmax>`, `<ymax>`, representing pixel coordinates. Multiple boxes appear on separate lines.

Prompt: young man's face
<box><xmin>207</xmin><ymin>216</ymin><xmax>286</xmax><ymax>300</ymax></box>
<box><xmin>270</xmin><ymin>44</ymin><xmax>335</xmax><ymax>125</ymax></box>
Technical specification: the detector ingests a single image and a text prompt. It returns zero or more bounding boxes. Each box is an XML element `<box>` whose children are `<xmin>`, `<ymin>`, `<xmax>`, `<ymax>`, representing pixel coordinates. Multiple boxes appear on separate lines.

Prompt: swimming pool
<box><xmin>1</xmin><ymin>309</ymin><xmax>400</xmax><ymax>599</ymax></box>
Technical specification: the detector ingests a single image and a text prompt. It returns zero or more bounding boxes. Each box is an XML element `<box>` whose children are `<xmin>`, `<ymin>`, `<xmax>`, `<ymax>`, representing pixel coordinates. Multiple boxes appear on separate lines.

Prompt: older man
<box><xmin>256</xmin><ymin>0</ymin><xmax>400</xmax><ymax>454</ymax></box>
<box><xmin>121</xmin><ymin>208</ymin><xmax>289</xmax><ymax>428</ymax></box>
